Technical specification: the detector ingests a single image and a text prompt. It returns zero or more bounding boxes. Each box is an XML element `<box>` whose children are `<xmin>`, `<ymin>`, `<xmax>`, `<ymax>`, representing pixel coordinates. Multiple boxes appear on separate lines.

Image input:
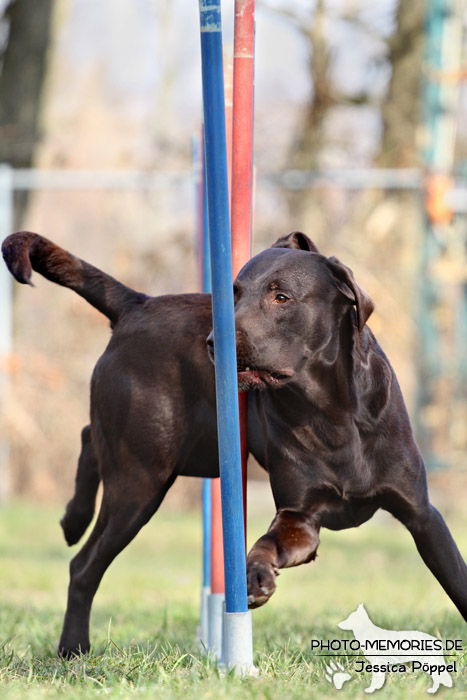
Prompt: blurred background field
<box><xmin>0</xmin><ymin>0</ymin><xmax>467</xmax><ymax>696</ymax></box>
<box><xmin>0</xmin><ymin>0</ymin><xmax>466</xmax><ymax>501</ymax></box>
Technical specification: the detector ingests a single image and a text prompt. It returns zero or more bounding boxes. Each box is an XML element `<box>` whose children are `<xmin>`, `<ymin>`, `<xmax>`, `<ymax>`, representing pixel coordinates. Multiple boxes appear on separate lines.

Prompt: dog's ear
<box><xmin>327</xmin><ymin>256</ymin><xmax>374</xmax><ymax>332</ymax></box>
<box><xmin>271</xmin><ymin>231</ymin><xmax>319</xmax><ymax>253</ymax></box>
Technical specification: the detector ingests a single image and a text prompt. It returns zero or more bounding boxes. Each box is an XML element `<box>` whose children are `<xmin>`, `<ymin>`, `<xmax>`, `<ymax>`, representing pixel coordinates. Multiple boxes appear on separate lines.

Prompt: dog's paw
<box><xmin>325</xmin><ymin>661</ymin><xmax>352</xmax><ymax>690</ymax></box>
<box><xmin>246</xmin><ymin>560</ymin><xmax>278</xmax><ymax>608</ymax></box>
<box><xmin>58</xmin><ymin>637</ymin><xmax>91</xmax><ymax>659</ymax></box>
<box><xmin>60</xmin><ymin>505</ymin><xmax>94</xmax><ymax>546</ymax></box>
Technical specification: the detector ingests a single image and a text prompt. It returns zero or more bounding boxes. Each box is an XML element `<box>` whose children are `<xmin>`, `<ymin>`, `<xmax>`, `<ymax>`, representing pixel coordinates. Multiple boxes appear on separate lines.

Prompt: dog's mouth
<box><xmin>236</xmin><ymin>365</ymin><xmax>293</xmax><ymax>391</ymax></box>
<box><xmin>207</xmin><ymin>343</ymin><xmax>293</xmax><ymax>391</ymax></box>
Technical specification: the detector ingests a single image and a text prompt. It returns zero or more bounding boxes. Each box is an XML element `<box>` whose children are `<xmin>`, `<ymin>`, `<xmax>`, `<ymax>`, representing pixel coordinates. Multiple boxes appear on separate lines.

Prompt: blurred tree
<box><xmin>379</xmin><ymin>0</ymin><xmax>424</xmax><ymax>167</ymax></box>
<box><xmin>279</xmin><ymin>0</ymin><xmax>331</xmax><ymax>173</ymax></box>
<box><xmin>0</xmin><ymin>0</ymin><xmax>55</xmax><ymax>227</ymax></box>
<box><xmin>262</xmin><ymin>0</ymin><xmax>425</xmax><ymax>192</ymax></box>
<box><xmin>261</xmin><ymin>0</ymin><xmax>332</xmax><ymax>226</ymax></box>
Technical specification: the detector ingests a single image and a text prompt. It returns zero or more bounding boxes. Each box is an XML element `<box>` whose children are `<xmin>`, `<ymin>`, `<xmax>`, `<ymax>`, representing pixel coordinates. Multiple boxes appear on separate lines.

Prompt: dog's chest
<box><xmin>277</xmin><ymin>421</ymin><xmax>372</xmax><ymax>484</ymax></box>
<box><xmin>320</xmin><ymin>494</ymin><xmax>378</xmax><ymax>530</ymax></box>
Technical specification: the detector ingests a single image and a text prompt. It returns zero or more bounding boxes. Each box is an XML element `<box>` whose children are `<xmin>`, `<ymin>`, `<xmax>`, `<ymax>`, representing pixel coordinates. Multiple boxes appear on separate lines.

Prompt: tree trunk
<box><xmin>0</xmin><ymin>0</ymin><xmax>55</xmax><ymax>227</ymax></box>
<box><xmin>283</xmin><ymin>0</ymin><xmax>333</xmax><ymax>230</ymax></box>
<box><xmin>378</xmin><ymin>0</ymin><xmax>425</xmax><ymax>167</ymax></box>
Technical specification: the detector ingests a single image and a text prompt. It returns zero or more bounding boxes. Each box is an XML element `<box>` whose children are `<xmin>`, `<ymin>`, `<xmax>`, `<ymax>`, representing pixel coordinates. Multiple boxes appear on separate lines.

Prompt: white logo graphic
<box><xmin>334</xmin><ymin>603</ymin><xmax>454</xmax><ymax>694</ymax></box>
<box><xmin>324</xmin><ymin>660</ymin><xmax>351</xmax><ymax>689</ymax></box>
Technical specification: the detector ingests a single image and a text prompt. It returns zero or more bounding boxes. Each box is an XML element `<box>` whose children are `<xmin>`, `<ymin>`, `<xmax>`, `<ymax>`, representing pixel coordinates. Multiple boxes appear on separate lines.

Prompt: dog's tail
<box><xmin>2</xmin><ymin>231</ymin><xmax>147</xmax><ymax>325</ymax></box>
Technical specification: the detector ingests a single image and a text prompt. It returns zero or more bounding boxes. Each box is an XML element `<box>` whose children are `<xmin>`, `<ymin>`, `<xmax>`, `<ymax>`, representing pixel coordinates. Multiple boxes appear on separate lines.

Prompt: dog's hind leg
<box><xmin>409</xmin><ymin>505</ymin><xmax>467</xmax><ymax>621</ymax></box>
<box><xmin>58</xmin><ymin>466</ymin><xmax>175</xmax><ymax>657</ymax></box>
<box><xmin>389</xmin><ymin>496</ymin><xmax>467</xmax><ymax>622</ymax></box>
<box><xmin>60</xmin><ymin>426</ymin><xmax>101</xmax><ymax>546</ymax></box>
<box><xmin>246</xmin><ymin>509</ymin><xmax>320</xmax><ymax>608</ymax></box>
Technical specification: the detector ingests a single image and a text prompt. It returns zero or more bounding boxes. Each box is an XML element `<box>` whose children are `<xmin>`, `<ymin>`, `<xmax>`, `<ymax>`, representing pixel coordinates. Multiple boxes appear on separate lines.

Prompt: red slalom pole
<box><xmin>231</xmin><ymin>0</ymin><xmax>255</xmax><ymax>276</ymax></box>
<box><xmin>231</xmin><ymin>0</ymin><xmax>255</xmax><ymax>534</ymax></box>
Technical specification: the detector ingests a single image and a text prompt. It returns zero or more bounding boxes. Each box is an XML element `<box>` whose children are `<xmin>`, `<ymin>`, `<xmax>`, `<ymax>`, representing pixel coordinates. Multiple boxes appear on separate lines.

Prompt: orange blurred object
<box><xmin>425</xmin><ymin>174</ymin><xmax>454</xmax><ymax>224</ymax></box>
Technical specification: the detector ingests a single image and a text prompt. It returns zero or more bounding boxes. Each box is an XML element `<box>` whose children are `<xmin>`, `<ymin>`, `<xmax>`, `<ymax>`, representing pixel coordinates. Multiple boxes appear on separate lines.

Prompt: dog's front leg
<box><xmin>246</xmin><ymin>509</ymin><xmax>320</xmax><ymax>608</ymax></box>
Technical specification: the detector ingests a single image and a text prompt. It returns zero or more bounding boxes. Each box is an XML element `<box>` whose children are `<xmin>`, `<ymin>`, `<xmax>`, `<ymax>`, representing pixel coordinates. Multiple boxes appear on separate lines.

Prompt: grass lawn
<box><xmin>0</xmin><ymin>486</ymin><xmax>466</xmax><ymax>699</ymax></box>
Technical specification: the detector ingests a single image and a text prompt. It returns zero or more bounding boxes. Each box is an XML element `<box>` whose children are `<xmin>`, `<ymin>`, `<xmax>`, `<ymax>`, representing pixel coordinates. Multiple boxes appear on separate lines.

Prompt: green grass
<box><xmin>0</xmin><ymin>496</ymin><xmax>466</xmax><ymax>698</ymax></box>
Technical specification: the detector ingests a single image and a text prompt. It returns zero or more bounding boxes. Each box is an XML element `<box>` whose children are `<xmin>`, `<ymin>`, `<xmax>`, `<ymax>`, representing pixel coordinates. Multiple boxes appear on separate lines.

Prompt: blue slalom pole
<box><xmin>201</xmin><ymin>129</ymin><xmax>214</xmax><ymax>646</ymax></box>
<box><xmin>199</xmin><ymin>0</ymin><xmax>253</xmax><ymax>671</ymax></box>
<box><xmin>193</xmin><ymin>133</ymin><xmax>212</xmax><ymax>649</ymax></box>
<box><xmin>201</xmin><ymin>130</ymin><xmax>211</xmax><ymax>294</ymax></box>
<box><xmin>194</xmin><ymin>131</ymin><xmax>212</xmax><ymax>588</ymax></box>
<box><xmin>201</xmin><ymin>130</ymin><xmax>212</xmax><ymax>591</ymax></box>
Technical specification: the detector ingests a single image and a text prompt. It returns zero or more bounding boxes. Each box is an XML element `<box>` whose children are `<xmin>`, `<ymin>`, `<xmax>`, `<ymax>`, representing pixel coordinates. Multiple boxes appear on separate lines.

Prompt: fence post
<box><xmin>0</xmin><ymin>164</ymin><xmax>13</xmax><ymax>503</ymax></box>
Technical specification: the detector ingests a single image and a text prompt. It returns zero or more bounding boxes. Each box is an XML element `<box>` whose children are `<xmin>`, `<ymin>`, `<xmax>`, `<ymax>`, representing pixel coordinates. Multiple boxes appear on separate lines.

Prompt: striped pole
<box><xmin>198</xmin><ymin>0</ymin><xmax>253</xmax><ymax>672</ymax></box>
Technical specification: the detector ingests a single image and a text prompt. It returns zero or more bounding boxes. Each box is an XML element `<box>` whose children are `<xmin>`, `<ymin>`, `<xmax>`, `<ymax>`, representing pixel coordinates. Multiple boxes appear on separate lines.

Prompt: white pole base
<box><xmin>222</xmin><ymin>610</ymin><xmax>256</xmax><ymax>676</ymax></box>
<box><xmin>207</xmin><ymin>592</ymin><xmax>225</xmax><ymax>659</ymax></box>
<box><xmin>197</xmin><ymin>585</ymin><xmax>211</xmax><ymax>650</ymax></box>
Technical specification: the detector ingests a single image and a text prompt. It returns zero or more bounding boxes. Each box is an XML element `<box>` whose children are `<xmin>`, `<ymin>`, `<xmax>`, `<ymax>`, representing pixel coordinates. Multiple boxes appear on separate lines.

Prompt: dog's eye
<box><xmin>275</xmin><ymin>294</ymin><xmax>288</xmax><ymax>304</ymax></box>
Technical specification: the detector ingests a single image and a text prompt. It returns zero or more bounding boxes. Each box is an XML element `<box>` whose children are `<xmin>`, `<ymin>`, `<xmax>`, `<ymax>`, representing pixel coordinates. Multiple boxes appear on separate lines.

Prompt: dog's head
<box><xmin>207</xmin><ymin>231</ymin><xmax>374</xmax><ymax>392</ymax></box>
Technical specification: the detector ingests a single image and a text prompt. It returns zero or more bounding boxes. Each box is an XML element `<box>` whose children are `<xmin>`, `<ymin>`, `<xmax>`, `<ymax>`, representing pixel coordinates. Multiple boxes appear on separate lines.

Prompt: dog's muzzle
<box><xmin>206</xmin><ymin>332</ymin><xmax>293</xmax><ymax>391</ymax></box>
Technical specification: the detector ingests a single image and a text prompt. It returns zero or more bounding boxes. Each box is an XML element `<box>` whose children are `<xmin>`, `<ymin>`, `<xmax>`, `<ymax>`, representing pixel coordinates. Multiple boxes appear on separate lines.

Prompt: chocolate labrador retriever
<box><xmin>2</xmin><ymin>230</ymin><xmax>466</xmax><ymax>659</ymax></box>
